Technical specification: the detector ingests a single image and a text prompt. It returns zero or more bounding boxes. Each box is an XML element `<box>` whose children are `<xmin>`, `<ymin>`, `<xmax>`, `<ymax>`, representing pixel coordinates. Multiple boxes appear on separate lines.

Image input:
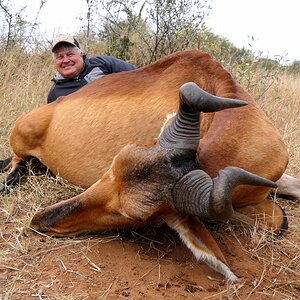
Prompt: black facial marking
<box><xmin>169</xmin><ymin>149</ymin><xmax>198</xmax><ymax>172</ymax></box>
<box><xmin>120</xmin><ymin>145</ymin><xmax>198</xmax><ymax>208</ymax></box>
<box><xmin>31</xmin><ymin>201</ymin><xmax>83</xmax><ymax>231</ymax></box>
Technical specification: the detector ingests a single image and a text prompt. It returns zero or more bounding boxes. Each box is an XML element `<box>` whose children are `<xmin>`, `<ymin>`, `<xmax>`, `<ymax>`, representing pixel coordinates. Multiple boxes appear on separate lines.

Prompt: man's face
<box><xmin>53</xmin><ymin>46</ymin><xmax>84</xmax><ymax>78</ymax></box>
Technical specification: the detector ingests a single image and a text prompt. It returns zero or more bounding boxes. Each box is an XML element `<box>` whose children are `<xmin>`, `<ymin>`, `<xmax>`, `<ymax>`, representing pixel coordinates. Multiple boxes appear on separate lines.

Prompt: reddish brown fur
<box><xmin>11</xmin><ymin>50</ymin><xmax>287</xmax><ymax>183</ymax></box>
<box><xmin>7</xmin><ymin>50</ymin><xmax>289</xmax><ymax>280</ymax></box>
<box><xmin>11</xmin><ymin>50</ymin><xmax>288</xmax><ymax>216</ymax></box>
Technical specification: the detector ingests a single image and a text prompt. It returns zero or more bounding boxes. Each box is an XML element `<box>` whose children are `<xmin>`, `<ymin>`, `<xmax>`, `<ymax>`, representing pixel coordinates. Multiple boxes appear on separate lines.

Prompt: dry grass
<box><xmin>257</xmin><ymin>73</ymin><xmax>300</xmax><ymax>176</ymax></box>
<box><xmin>0</xmin><ymin>50</ymin><xmax>300</xmax><ymax>299</ymax></box>
<box><xmin>0</xmin><ymin>48</ymin><xmax>53</xmax><ymax>156</ymax></box>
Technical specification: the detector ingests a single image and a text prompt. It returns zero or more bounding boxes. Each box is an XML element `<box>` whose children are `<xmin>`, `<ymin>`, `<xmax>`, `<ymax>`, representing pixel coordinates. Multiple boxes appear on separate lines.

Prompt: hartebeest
<box><xmin>1</xmin><ymin>50</ymin><xmax>298</xmax><ymax>280</ymax></box>
<box><xmin>29</xmin><ymin>82</ymin><xmax>279</xmax><ymax>281</ymax></box>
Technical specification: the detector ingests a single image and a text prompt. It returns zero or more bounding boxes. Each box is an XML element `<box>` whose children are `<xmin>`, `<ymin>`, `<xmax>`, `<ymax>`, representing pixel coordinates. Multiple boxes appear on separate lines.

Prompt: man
<box><xmin>48</xmin><ymin>33</ymin><xmax>136</xmax><ymax>103</ymax></box>
<box><xmin>0</xmin><ymin>34</ymin><xmax>136</xmax><ymax>173</ymax></box>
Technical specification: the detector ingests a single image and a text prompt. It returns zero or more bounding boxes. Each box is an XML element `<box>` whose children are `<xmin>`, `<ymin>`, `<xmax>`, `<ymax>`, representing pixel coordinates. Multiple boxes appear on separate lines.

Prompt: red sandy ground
<box><xmin>0</xmin><ymin>180</ymin><xmax>299</xmax><ymax>299</ymax></box>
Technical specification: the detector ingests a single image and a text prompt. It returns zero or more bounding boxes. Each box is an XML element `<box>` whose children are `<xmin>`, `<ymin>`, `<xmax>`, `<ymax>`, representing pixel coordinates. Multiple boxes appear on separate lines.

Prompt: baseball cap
<box><xmin>52</xmin><ymin>34</ymin><xmax>80</xmax><ymax>52</ymax></box>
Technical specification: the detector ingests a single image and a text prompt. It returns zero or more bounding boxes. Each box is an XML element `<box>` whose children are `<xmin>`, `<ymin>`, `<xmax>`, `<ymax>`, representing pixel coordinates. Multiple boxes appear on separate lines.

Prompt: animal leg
<box><xmin>163</xmin><ymin>212</ymin><xmax>239</xmax><ymax>282</ymax></box>
<box><xmin>274</xmin><ymin>173</ymin><xmax>300</xmax><ymax>200</ymax></box>
<box><xmin>0</xmin><ymin>156</ymin><xmax>12</xmax><ymax>173</ymax></box>
<box><xmin>0</xmin><ymin>155</ymin><xmax>47</xmax><ymax>193</ymax></box>
<box><xmin>235</xmin><ymin>199</ymin><xmax>288</xmax><ymax>234</ymax></box>
<box><xmin>0</xmin><ymin>156</ymin><xmax>28</xmax><ymax>193</ymax></box>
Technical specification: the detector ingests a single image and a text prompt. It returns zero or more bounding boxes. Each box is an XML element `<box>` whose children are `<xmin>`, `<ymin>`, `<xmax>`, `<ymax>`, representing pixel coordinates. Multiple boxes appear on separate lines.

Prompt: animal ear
<box><xmin>159</xmin><ymin>82</ymin><xmax>248</xmax><ymax>150</ymax></box>
<box><xmin>172</xmin><ymin>166</ymin><xmax>277</xmax><ymax>220</ymax></box>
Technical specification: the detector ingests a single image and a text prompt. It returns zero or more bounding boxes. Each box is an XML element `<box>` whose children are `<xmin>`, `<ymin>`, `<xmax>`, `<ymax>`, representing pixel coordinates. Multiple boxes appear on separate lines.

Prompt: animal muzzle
<box><xmin>30</xmin><ymin>198</ymin><xmax>83</xmax><ymax>235</ymax></box>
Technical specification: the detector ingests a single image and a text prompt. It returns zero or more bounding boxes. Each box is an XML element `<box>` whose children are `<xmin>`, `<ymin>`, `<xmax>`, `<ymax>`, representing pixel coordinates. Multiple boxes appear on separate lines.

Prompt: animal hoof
<box><xmin>0</xmin><ymin>183</ymin><xmax>10</xmax><ymax>194</ymax></box>
<box><xmin>277</xmin><ymin>205</ymin><xmax>288</xmax><ymax>236</ymax></box>
<box><xmin>0</xmin><ymin>156</ymin><xmax>12</xmax><ymax>173</ymax></box>
<box><xmin>0</xmin><ymin>160</ymin><xmax>5</xmax><ymax>173</ymax></box>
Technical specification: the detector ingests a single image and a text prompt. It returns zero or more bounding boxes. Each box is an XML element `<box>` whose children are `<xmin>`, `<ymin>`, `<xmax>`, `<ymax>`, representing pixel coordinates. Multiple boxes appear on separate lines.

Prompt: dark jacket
<box><xmin>47</xmin><ymin>55</ymin><xmax>136</xmax><ymax>103</ymax></box>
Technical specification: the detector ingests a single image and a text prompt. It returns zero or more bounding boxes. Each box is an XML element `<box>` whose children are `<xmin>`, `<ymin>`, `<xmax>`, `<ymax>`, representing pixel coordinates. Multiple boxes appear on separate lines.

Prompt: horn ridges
<box><xmin>172</xmin><ymin>166</ymin><xmax>277</xmax><ymax>221</ymax></box>
<box><xmin>159</xmin><ymin>82</ymin><xmax>248</xmax><ymax>150</ymax></box>
<box><xmin>172</xmin><ymin>169</ymin><xmax>213</xmax><ymax>217</ymax></box>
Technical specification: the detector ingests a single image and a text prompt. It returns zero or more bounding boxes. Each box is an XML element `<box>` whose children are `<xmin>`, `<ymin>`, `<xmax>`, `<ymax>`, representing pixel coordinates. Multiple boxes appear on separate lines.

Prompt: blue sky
<box><xmin>27</xmin><ymin>0</ymin><xmax>300</xmax><ymax>63</ymax></box>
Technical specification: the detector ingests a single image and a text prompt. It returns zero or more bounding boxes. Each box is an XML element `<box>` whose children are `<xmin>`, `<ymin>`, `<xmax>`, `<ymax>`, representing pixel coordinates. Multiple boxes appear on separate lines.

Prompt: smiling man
<box><xmin>47</xmin><ymin>33</ymin><xmax>136</xmax><ymax>103</ymax></box>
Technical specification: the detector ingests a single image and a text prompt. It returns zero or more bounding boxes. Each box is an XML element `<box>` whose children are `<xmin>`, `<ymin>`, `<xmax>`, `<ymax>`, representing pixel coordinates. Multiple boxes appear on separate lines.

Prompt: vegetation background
<box><xmin>0</xmin><ymin>0</ymin><xmax>299</xmax><ymax>299</ymax></box>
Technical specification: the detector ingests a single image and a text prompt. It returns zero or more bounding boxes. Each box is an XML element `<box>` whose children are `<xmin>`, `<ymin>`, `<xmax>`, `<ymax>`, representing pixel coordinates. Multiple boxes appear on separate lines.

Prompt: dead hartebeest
<box><xmin>1</xmin><ymin>50</ymin><xmax>299</xmax><ymax>280</ymax></box>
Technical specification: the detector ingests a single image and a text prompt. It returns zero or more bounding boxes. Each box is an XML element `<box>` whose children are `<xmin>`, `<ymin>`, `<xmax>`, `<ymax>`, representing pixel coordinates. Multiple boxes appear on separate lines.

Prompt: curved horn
<box><xmin>172</xmin><ymin>166</ymin><xmax>277</xmax><ymax>220</ymax></box>
<box><xmin>159</xmin><ymin>82</ymin><xmax>248</xmax><ymax>150</ymax></box>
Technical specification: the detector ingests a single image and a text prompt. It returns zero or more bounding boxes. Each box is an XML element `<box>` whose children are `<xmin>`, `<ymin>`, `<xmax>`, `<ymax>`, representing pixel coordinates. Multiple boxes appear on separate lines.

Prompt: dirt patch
<box><xmin>1</xmin><ymin>176</ymin><xmax>300</xmax><ymax>299</ymax></box>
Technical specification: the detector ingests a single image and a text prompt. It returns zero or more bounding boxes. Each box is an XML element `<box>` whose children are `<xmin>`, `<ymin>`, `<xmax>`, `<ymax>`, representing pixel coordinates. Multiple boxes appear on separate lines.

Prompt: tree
<box><xmin>146</xmin><ymin>0</ymin><xmax>211</xmax><ymax>62</ymax></box>
<box><xmin>96</xmin><ymin>0</ymin><xmax>211</xmax><ymax>64</ymax></box>
<box><xmin>0</xmin><ymin>0</ymin><xmax>46</xmax><ymax>51</ymax></box>
<box><xmin>284</xmin><ymin>60</ymin><xmax>300</xmax><ymax>74</ymax></box>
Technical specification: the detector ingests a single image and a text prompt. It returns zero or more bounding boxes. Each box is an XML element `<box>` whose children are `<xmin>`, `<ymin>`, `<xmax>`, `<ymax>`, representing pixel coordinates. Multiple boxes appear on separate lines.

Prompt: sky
<box><xmin>20</xmin><ymin>0</ymin><xmax>300</xmax><ymax>63</ymax></box>
<box><xmin>206</xmin><ymin>0</ymin><xmax>299</xmax><ymax>63</ymax></box>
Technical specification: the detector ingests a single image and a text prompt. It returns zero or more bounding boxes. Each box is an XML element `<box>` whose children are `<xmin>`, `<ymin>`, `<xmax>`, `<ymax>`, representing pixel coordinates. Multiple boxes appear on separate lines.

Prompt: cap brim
<box><xmin>52</xmin><ymin>41</ymin><xmax>76</xmax><ymax>52</ymax></box>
